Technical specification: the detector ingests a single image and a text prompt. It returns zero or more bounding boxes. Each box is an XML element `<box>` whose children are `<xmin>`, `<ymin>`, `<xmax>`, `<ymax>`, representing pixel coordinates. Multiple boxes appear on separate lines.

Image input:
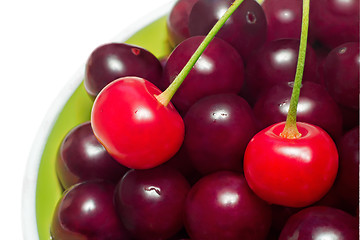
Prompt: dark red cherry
<box><xmin>56</xmin><ymin>121</ymin><xmax>129</xmax><ymax>189</ymax></box>
<box><xmin>323</xmin><ymin>42</ymin><xmax>359</xmax><ymax>110</ymax></box>
<box><xmin>162</xmin><ymin>36</ymin><xmax>244</xmax><ymax>114</ymax></box>
<box><xmin>188</xmin><ymin>0</ymin><xmax>267</xmax><ymax>61</ymax></box>
<box><xmin>114</xmin><ymin>166</ymin><xmax>190</xmax><ymax>240</ymax></box>
<box><xmin>310</xmin><ymin>0</ymin><xmax>359</xmax><ymax>48</ymax></box>
<box><xmin>279</xmin><ymin>206</ymin><xmax>359</xmax><ymax>240</ymax></box>
<box><xmin>84</xmin><ymin>43</ymin><xmax>163</xmax><ymax>98</ymax></box>
<box><xmin>334</xmin><ymin>126</ymin><xmax>359</xmax><ymax>214</ymax></box>
<box><xmin>184</xmin><ymin>171</ymin><xmax>272</xmax><ymax>240</ymax></box>
<box><xmin>51</xmin><ymin>180</ymin><xmax>130</xmax><ymax>240</ymax></box>
<box><xmin>262</xmin><ymin>0</ymin><xmax>302</xmax><ymax>42</ymax></box>
<box><xmin>167</xmin><ymin>0</ymin><xmax>198</xmax><ymax>47</ymax></box>
<box><xmin>184</xmin><ymin>93</ymin><xmax>258</xmax><ymax>175</ymax></box>
<box><xmin>253</xmin><ymin>81</ymin><xmax>343</xmax><ymax>140</ymax></box>
<box><xmin>242</xmin><ymin>38</ymin><xmax>317</xmax><ymax>105</ymax></box>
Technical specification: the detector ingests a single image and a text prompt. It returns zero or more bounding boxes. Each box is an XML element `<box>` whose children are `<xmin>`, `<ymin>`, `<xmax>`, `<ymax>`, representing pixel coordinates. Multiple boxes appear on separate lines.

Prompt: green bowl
<box><xmin>22</xmin><ymin>4</ymin><xmax>174</xmax><ymax>240</ymax></box>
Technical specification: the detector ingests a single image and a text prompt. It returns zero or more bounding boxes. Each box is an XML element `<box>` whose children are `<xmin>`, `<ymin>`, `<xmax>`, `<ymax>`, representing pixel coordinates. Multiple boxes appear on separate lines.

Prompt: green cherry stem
<box><xmin>280</xmin><ymin>0</ymin><xmax>310</xmax><ymax>139</ymax></box>
<box><xmin>156</xmin><ymin>0</ymin><xmax>245</xmax><ymax>106</ymax></box>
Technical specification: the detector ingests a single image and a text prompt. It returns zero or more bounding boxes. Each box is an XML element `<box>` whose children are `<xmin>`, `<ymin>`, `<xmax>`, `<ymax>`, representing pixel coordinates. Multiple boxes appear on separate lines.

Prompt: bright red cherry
<box><xmin>91</xmin><ymin>77</ymin><xmax>184</xmax><ymax>169</ymax></box>
<box><xmin>244</xmin><ymin>122</ymin><xmax>338</xmax><ymax>208</ymax></box>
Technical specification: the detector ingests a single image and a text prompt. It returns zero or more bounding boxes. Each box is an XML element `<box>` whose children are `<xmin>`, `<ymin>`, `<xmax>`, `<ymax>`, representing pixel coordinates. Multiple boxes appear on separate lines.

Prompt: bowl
<box><xmin>21</xmin><ymin>3</ymin><xmax>175</xmax><ymax>239</ymax></box>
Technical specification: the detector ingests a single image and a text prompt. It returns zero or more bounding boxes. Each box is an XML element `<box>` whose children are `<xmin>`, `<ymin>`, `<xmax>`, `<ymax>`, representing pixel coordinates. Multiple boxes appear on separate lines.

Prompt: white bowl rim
<box><xmin>21</xmin><ymin>2</ymin><xmax>175</xmax><ymax>239</ymax></box>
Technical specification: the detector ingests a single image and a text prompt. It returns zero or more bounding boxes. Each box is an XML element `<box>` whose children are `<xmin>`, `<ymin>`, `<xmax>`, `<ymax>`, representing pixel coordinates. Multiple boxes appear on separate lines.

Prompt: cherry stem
<box><xmin>156</xmin><ymin>0</ymin><xmax>245</xmax><ymax>106</ymax></box>
<box><xmin>280</xmin><ymin>0</ymin><xmax>310</xmax><ymax>139</ymax></box>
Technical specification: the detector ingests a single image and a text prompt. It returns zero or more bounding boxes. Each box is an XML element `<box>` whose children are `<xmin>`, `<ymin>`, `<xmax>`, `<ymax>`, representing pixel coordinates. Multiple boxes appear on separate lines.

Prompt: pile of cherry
<box><xmin>50</xmin><ymin>0</ymin><xmax>359</xmax><ymax>239</ymax></box>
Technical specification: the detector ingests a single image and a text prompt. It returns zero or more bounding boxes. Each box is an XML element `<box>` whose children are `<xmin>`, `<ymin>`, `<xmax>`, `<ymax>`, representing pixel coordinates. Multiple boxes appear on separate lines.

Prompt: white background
<box><xmin>0</xmin><ymin>0</ymin><xmax>174</xmax><ymax>239</ymax></box>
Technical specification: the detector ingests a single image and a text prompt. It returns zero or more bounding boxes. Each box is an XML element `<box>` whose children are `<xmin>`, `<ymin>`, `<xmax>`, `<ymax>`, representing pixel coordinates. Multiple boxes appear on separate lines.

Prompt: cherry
<box><xmin>167</xmin><ymin>0</ymin><xmax>198</xmax><ymax>48</ymax></box>
<box><xmin>323</xmin><ymin>42</ymin><xmax>359</xmax><ymax>110</ymax></box>
<box><xmin>333</xmin><ymin>126</ymin><xmax>359</xmax><ymax>214</ymax></box>
<box><xmin>56</xmin><ymin>121</ymin><xmax>129</xmax><ymax>189</ymax></box>
<box><xmin>91</xmin><ymin>77</ymin><xmax>184</xmax><ymax>169</ymax></box>
<box><xmin>244</xmin><ymin>122</ymin><xmax>338</xmax><ymax>207</ymax></box>
<box><xmin>50</xmin><ymin>180</ymin><xmax>130</xmax><ymax>240</ymax></box>
<box><xmin>84</xmin><ymin>43</ymin><xmax>163</xmax><ymax>98</ymax></box>
<box><xmin>262</xmin><ymin>0</ymin><xmax>303</xmax><ymax>42</ymax></box>
<box><xmin>184</xmin><ymin>171</ymin><xmax>272</xmax><ymax>240</ymax></box>
<box><xmin>188</xmin><ymin>0</ymin><xmax>267</xmax><ymax>61</ymax></box>
<box><xmin>184</xmin><ymin>93</ymin><xmax>258</xmax><ymax>175</ymax></box>
<box><xmin>162</xmin><ymin>36</ymin><xmax>244</xmax><ymax>115</ymax></box>
<box><xmin>279</xmin><ymin>206</ymin><xmax>359</xmax><ymax>240</ymax></box>
<box><xmin>309</xmin><ymin>0</ymin><xmax>359</xmax><ymax>49</ymax></box>
<box><xmin>253</xmin><ymin>81</ymin><xmax>343</xmax><ymax>140</ymax></box>
<box><xmin>114</xmin><ymin>166</ymin><xmax>190</xmax><ymax>240</ymax></box>
<box><xmin>242</xmin><ymin>38</ymin><xmax>317</xmax><ymax>105</ymax></box>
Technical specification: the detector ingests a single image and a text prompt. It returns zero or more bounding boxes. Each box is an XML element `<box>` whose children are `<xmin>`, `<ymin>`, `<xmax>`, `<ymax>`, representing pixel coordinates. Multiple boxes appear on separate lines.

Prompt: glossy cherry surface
<box><xmin>242</xmin><ymin>39</ymin><xmax>317</xmax><ymax>105</ymax></box>
<box><xmin>163</xmin><ymin>36</ymin><xmax>244</xmax><ymax>114</ymax></box>
<box><xmin>310</xmin><ymin>0</ymin><xmax>359</xmax><ymax>48</ymax></box>
<box><xmin>244</xmin><ymin>122</ymin><xmax>338</xmax><ymax>207</ymax></box>
<box><xmin>323</xmin><ymin>42</ymin><xmax>359</xmax><ymax>110</ymax></box>
<box><xmin>279</xmin><ymin>206</ymin><xmax>359</xmax><ymax>240</ymax></box>
<box><xmin>188</xmin><ymin>0</ymin><xmax>267</xmax><ymax>61</ymax></box>
<box><xmin>253</xmin><ymin>81</ymin><xmax>343</xmax><ymax>140</ymax></box>
<box><xmin>184</xmin><ymin>171</ymin><xmax>272</xmax><ymax>240</ymax></box>
<box><xmin>51</xmin><ymin>180</ymin><xmax>129</xmax><ymax>240</ymax></box>
<box><xmin>56</xmin><ymin>121</ymin><xmax>129</xmax><ymax>189</ymax></box>
<box><xmin>262</xmin><ymin>0</ymin><xmax>302</xmax><ymax>42</ymax></box>
<box><xmin>114</xmin><ymin>166</ymin><xmax>190</xmax><ymax>240</ymax></box>
<box><xmin>167</xmin><ymin>0</ymin><xmax>198</xmax><ymax>47</ymax></box>
<box><xmin>91</xmin><ymin>77</ymin><xmax>184</xmax><ymax>169</ymax></box>
<box><xmin>184</xmin><ymin>93</ymin><xmax>258</xmax><ymax>175</ymax></box>
<box><xmin>84</xmin><ymin>43</ymin><xmax>163</xmax><ymax>98</ymax></box>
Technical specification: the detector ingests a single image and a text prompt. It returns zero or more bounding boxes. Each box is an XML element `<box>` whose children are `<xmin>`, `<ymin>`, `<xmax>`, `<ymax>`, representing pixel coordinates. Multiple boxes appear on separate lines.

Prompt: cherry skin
<box><xmin>188</xmin><ymin>0</ymin><xmax>267</xmax><ymax>61</ymax></box>
<box><xmin>244</xmin><ymin>122</ymin><xmax>338</xmax><ymax>208</ymax></box>
<box><xmin>114</xmin><ymin>166</ymin><xmax>190</xmax><ymax>240</ymax></box>
<box><xmin>334</xmin><ymin>126</ymin><xmax>359</xmax><ymax>214</ymax></box>
<box><xmin>242</xmin><ymin>38</ymin><xmax>317</xmax><ymax>105</ymax></box>
<box><xmin>310</xmin><ymin>0</ymin><xmax>359</xmax><ymax>49</ymax></box>
<box><xmin>167</xmin><ymin>0</ymin><xmax>198</xmax><ymax>48</ymax></box>
<box><xmin>262</xmin><ymin>0</ymin><xmax>303</xmax><ymax>42</ymax></box>
<box><xmin>184</xmin><ymin>171</ymin><xmax>272</xmax><ymax>240</ymax></box>
<box><xmin>91</xmin><ymin>76</ymin><xmax>184</xmax><ymax>169</ymax></box>
<box><xmin>56</xmin><ymin>121</ymin><xmax>129</xmax><ymax>189</ymax></box>
<box><xmin>323</xmin><ymin>42</ymin><xmax>359</xmax><ymax>110</ymax></box>
<box><xmin>279</xmin><ymin>206</ymin><xmax>359</xmax><ymax>240</ymax></box>
<box><xmin>184</xmin><ymin>93</ymin><xmax>258</xmax><ymax>175</ymax></box>
<box><xmin>253</xmin><ymin>81</ymin><xmax>343</xmax><ymax>140</ymax></box>
<box><xmin>162</xmin><ymin>36</ymin><xmax>245</xmax><ymax>115</ymax></box>
<box><xmin>84</xmin><ymin>43</ymin><xmax>163</xmax><ymax>98</ymax></box>
<box><xmin>50</xmin><ymin>180</ymin><xmax>130</xmax><ymax>240</ymax></box>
